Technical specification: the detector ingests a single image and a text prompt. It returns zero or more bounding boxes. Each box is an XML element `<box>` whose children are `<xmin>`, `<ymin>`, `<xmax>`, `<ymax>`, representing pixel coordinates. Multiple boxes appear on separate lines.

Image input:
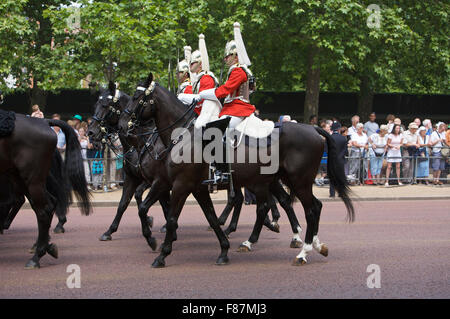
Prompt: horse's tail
<box><xmin>314</xmin><ymin>127</ymin><xmax>355</xmax><ymax>222</ymax></box>
<box><xmin>47</xmin><ymin>119</ymin><xmax>92</xmax><ymax>216</ymax></box>
<box><xmin>46</xmin><ymin>149</ymin><xmax>72</xmax><ymax>219</ymax></box>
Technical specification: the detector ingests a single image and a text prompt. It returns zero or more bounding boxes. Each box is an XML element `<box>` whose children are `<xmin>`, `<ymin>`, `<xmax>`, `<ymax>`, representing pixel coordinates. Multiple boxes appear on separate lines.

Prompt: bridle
<box><xmin>92</xmin><ymin>90</ymin><xmax>122</xmax><ymax>138</ymax></box>
<box><xmin>123</xmin><ymin>81</ymin><xmax>157</xmax><ymax>134</ymax></box>
<box><xmin>123</xmin><ymin>80</ymin><xmax>197</xmax><ymax>160</ymax></box>
<box><xmin>124</xmin><ymin>81</ymin><xmax>196</xmax><ymax>137</ymax></box>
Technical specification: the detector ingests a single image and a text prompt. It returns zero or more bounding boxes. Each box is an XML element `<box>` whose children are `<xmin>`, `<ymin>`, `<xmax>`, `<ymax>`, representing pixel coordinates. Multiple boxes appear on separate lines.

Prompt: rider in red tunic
<box><xmin>198</xmin><ymin>25</ymin><xmax>255</xmax><ymax>129</ymax></box>
<box><xmin>177</xmin><ymin>35</ymin><xmax>218</xmax><ymax>117</ymax></box>
<box><xmin>198</xmin><ymin>23</ymin><xmax>256</xmax><ymax>186</ymax></box>
<box><xmin>176</xmin><ymin>46</ymin><xmax>193</xmax><ymax>97</ymax></box>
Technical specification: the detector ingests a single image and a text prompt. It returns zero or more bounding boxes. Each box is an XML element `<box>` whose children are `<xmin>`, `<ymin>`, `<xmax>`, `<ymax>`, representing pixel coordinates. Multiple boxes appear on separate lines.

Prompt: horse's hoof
<box><xmin>99</xmin><ymin>234</ymin><xmax>112</xmax><ymax>241</ymax></box>
<box><xmin>29</xmin><ymin>243</ymin><xmax>37</xmax><ymax>254</ymax></box>
<box><xmin>147</xmin><ymin>216</ymin><xmax>154</xmax><ymax>228</ymax></box>
<box><xmin>237</xmin><ymin>244</ymin><xmax>251</xmax><ymax>252</ymax></box>
<box><xmin>24</xmin><ymin>260</ymin><xmax>40</xmax><ymax>269</ymax></box>
<box><xmin>147</xmin><ymin>237</ymin><xmax>157</xmax><ymax>251</ymax></box>
<box><xmin>159</xmin><ymin>225</ymin><xmax>166</xmax><ymax>233</ymax></box>
<box><xmin>319</xmin><ymin>244</ymin><xmax>328</xmax><ymax>257</ymax></box>
<box><xmin>292</xmin><ymin>257</ymin><xmax>307</xmax><ymax>266</ymax></box>
<box><xmin>265</xmin><ymin>222</ymin><xmax>279</xmax><ymax>233</ymax></box>
<box><xmin>216</xmin><ymin>256</ymin><xmax>229</xmax><ymax>265</ymax></box>
<box><xmin>151</xmin><ymin>258</ymin><xmax>165</xmax><ymax>268</ymax></box>
<box><xmin>53</xmin><ymin>226</ymin><xmax>65</xmax><ymax>234</ymax></box>
<box><xmin>47</xmin><ymin>243</ymin><xmax>58</xmax><ymax>259</ymax></box>
<box><xmin>0</xmin><ymin>229</ymin><xmax>3</xmax><ymax>235</ymax></box>
<box><xmin>290</xmin><ymin>240</ymin><xmax>302</xmax><ymax>249</ymax></box>
<box><xmin>271</xmin><ymin>222</ymin><xmax>280</xmax><ymax>233</ymax></box>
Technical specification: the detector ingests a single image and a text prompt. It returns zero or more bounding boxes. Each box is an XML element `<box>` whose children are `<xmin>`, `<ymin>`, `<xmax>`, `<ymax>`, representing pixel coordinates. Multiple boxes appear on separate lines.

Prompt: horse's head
<box><xmin>88</xmin><ymin>81</ymin><xmax>124</xmax><ymax>147</ymax></box>
<box><xmin>119</xmin><ymin>73</ymin><xmax>157</xmax><ymax>136</ymax></box>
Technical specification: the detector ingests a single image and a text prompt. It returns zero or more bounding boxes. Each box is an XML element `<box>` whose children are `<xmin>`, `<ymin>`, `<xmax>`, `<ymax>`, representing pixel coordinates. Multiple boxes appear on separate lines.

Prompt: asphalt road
<box><xmin>0</xmin><ymin>200</ymin><xmax>449</xmax><ymax>298</ymax></box>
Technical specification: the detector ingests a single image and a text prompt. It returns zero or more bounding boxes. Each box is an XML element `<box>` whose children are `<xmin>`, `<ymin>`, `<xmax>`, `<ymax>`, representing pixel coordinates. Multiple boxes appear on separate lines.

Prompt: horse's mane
<box><xmin>155</xmin><ymin>83</ymin><xmax>191</xmax><ymax>112</ymax></box>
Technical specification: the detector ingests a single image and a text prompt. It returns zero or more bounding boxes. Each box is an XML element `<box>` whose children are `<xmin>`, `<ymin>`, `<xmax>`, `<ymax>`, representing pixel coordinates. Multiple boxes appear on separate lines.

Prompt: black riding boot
<box><xmin>200</xmin><ymin>117</ymin><xmax>232</xmax><ymax>187</ymax></box>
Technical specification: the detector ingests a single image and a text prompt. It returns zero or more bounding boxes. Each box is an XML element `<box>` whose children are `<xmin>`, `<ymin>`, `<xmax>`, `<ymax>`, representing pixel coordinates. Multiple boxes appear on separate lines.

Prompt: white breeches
<box><xmin>220</xmin><ymin>115</ymin><xmax>244</xmax><ymax>129</ymax></box>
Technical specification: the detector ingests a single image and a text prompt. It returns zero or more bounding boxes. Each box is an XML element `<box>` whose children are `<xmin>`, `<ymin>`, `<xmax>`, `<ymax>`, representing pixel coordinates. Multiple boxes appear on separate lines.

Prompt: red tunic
<box><xmin>181</xmin><ymin>84</ymin><xmax>192</xmax><ymax>94</ymax></box>
<box><xmin>194</xmin><ymin>74</ymin><xmax>215</xmax><ymax>116</ymax></box>
<box><xmin>215</xmin><ymin>67</ymin><xmax>256</xmax><ymax>117</ymax></box>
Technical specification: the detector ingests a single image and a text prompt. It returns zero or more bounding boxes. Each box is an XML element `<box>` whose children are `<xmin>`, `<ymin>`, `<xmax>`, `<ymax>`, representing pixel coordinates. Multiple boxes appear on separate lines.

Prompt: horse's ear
<box><xmin>146</xmin><ymin>73</ymin><xmax>153</xmax><ymax>86</ymax></box>
<box><xmin>108</xmin><ymin>80</ymin><xmax>116</xmax><ymax>93</ymax></box>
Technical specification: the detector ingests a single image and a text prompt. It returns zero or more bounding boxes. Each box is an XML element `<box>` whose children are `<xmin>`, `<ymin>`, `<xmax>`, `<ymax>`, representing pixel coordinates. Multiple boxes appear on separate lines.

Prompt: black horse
<box><xmin>1</xmin><ymin>176</ymin><xmax>68</xmax><ymax>234</ymax></box>
<box><xmin>122</xmin><ymin>73</ymin><xmax>354</xmax><ymax>268</ymax></box>
<box><xmin>88</xmin><ymin>83</ymin><xmax>171</xmax><ymax>247</ymax></box>
<box><xmin>0</xmin><ymin>114</ymin><xmax>91</xmax><ymax>268</ymax></box>
<box><xmin>120</xmin><ymin>79</ymin><xmax>308</xmax><ymax>249</ymax></box>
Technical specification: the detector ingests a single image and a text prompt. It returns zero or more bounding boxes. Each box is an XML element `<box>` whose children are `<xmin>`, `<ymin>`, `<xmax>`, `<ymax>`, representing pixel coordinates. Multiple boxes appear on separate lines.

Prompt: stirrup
<box><xmin>202</xmin><ymin>171</ymin><xmax>230</xmax><ymax>185</ymax></box>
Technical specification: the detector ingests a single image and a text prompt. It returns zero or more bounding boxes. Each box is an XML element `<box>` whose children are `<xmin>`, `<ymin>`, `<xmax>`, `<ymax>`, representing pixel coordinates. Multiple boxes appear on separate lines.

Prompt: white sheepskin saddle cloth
<box><xmin>235</xmin><ymin>114</ymin><xmax>274</xmax><ymax>139</ymax></box>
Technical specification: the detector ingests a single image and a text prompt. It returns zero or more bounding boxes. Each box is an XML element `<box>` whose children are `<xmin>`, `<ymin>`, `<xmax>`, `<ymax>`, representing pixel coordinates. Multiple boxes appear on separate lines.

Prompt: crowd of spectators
<box><xmin>28</xmin><ymin>104</ymin><xmax>449</xmax><ymax>192</ymax></box>
<box><xmin>32</xmin><ymin>105</ymin><xmax>123</xmax><ymax>191</ymax></box>
<box><xmin>303</xmin><ymin>112</ymin><xmax>449</xmax><ymax>187</ymax></box>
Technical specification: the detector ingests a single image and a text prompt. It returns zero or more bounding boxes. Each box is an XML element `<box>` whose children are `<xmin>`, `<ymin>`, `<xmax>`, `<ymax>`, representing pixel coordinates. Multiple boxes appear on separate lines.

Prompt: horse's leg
<box><xmin>158</xmin><ymin>190</ymin><xmax>171</xmax><ymax>233</ymax></box>
<box><xmin>99</xmin><ymin>174</ymin><xmax>139</xmax><ymax>241</ymax></box>
<box><xmin>152</xmin><ymin>182</ymin><xmax>190</xmax><ymax>268</ymax></box>
<box><xmin>3</xmin><ymin>194</ymin><xmax>25</xmax><ymax>230</ymax></box>
<box><xmin>25</xmin><ymin>186</ymin><xmax>54</xmax><ymax>269</ymax></box>
<box><xmin>238</xmin><ymin>191</ymin><xmax>271</xmax><ymax>252</ymax></box>
<box><xmin>192</xmin><ymin>186</ymin><xmax>230</xmax><ymax>265</ymax></box>
<box><xmin>267</xmin><ymin>195</ymin><xmax>281</xmax><ymax>232</ymax></box>
<box><xmin>137</xmin><ymin>181</ymin><xmax>168</xmax><ymax>251</ymax></box>
<box><xmin>311</xmin><ymin>195</ymin><xmax>328</xmax><ymax>257</ymax></box>
<box><xmin>0</xmin><ymin>206</ymin><xmax>8</xmax><ymax>234</ymax></box>
<box><xmin>218</xmin><ymin>189</ymin><xmax>234</xmax><ymax>226</ymax></box>
<box><xmin>223</xmin><ymin>188</ymin><xmax>243</xmax><ymax>236</ymax></box>
<box><xmin>53</xmin><ymin>215</ymin><xmax>67</xmax><ymax>234</ymax></box>
<box><xmin>135</xmin><ymin>182</ymin><xmax>153</xmax><ymax>228</ymax></box>
<box><xmin>270</xmin><ymin>181</ymin><xmax>303</xmax><ymax>248</ymax></box>
<box><xmin>292</xmin><ymin>185</ymin><xmax>317</xmax><ymax>266</ymax></box>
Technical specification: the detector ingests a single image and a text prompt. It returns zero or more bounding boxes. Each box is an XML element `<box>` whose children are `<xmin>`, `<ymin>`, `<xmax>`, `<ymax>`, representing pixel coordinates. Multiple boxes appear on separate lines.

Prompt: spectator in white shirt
<box><xmin>368</xmin><ymin>125</ymin><xmax>388</xmax><ymax>185</ymax></box>
<box><xmin>347</xmin><ymin>115</ymin><xmax>360</xmax><ymax>138</ymax></box>
<box><xmin>402</xmin><ymin>122</ymin><xmax>419</xmax><ymax>184</ymax></box>
<box><xmin>349</xmin><ymin>123</ymin><xmax>368</xmax><ymax>183</ymax></box>
<box><xmin>430</xmin><ymin>122</ymin><xmax>447</xmax><ymax>185</ymax></box>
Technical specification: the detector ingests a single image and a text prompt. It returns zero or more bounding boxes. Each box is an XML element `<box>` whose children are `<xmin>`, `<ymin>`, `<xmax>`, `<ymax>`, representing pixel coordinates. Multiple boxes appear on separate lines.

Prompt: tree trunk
<box><xmin>303</xmin><ymin>45</ymin><xmax>320</xmax><ymax>123</ymax></box>
<box><xmin>29</xmin><ymin>86</ymin><xmax>48</xmax><ymax>113</ymax></box>
<box><xmin>357</xmin><ymin>75</ymin><xmax>374</xmax><ymax>122</ymax></box>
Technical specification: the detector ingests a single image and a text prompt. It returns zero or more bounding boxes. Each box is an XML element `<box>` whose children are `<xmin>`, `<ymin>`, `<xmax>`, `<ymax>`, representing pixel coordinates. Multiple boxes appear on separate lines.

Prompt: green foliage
<box><xmin>0</xmin><ymin>0</ymin><xmax>448</xmax><ymax>96</ymax></box>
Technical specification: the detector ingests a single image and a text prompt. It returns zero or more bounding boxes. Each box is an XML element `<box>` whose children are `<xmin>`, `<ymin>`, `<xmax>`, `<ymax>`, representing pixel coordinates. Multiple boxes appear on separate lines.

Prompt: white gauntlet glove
<box><xmin>178</xmin><ymin>93</ymin><xmax>201</xmax><ymax>105</ymax></box>
<box><xmin>199</xmin><ymin>88</ymin><xmax>219</xmax><ymax>102</ymax></box>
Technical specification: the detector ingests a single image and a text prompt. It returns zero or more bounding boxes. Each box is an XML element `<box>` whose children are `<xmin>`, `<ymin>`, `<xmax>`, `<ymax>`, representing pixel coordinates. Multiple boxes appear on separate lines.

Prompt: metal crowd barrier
<box><xmin>83</xmin><ymin>155</ymin><xmax>125</xmax><ymax>192</ymax></box>
<box><xmin>83</xmin><ymin>146</ymin><xmax>449</xmax><ymax>192</ymax></box>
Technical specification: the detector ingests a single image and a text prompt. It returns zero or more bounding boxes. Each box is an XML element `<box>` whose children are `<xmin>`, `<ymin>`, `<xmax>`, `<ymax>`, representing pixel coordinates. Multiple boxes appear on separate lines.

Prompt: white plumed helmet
<box><xmin>224</xmin><ymin>22</ymin><xmax>251</xmax><ymax>66</ymax></box>
<box><xmin>176</xmin><ymin>45</ymin><xmax>191</xmax><ymax>75</ymax></box>
<box><xmin>190</xmin><ymin>34</ymin><xmax>210</xmax><ymax>72</ymax></box>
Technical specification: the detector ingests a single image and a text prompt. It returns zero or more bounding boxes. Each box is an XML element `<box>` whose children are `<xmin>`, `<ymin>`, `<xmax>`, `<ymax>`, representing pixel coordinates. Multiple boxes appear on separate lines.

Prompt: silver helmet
<box><xmin>176</xmin><ymin>60</ymin><xmax>190</xmax><ymax>75</ymax></box>
<box><xmin>224</xmin><ymin>40</ymin><xmax>237</xmax><ymax>58</ymax></box>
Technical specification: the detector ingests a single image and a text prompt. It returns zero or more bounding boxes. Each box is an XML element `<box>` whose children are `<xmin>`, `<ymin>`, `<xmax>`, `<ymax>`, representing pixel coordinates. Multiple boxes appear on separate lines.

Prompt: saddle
<box><xmin>233</xmin><ymin>114</ymin><xmax>280</xmax><ymax>148</ymax></box>
<box><xmin>0</xmin><ymin>109</ymin><xmax>15</xmax><ymax>137</ymax></box>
